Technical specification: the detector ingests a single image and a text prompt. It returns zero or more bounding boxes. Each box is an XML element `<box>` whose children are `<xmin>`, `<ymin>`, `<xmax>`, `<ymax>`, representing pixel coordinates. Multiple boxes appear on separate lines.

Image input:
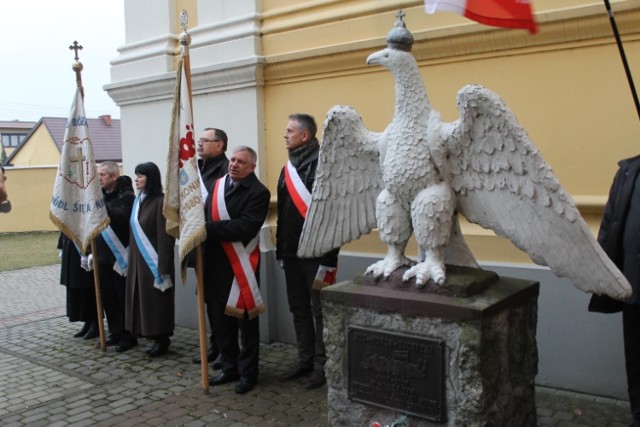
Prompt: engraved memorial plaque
<box><xmin>348</xmin><ymin>326</ymin><xmax>446</xmax><ymax>423</ymax></box>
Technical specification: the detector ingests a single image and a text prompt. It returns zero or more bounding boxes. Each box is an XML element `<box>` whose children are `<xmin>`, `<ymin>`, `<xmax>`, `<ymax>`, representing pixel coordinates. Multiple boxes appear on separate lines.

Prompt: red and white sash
<box><xmin>211</xmin><ymin>175</ymin><xmax>265</xmax><ymax>319</ymax></box>
<box><xmin>285</xmin><ymin>161</ymin><xmax>339</xmax><ymax>288</ymax></box>
<box><xmin>284</xmin><ymin>160</ymin><xmax>311</xmax><ymax>218</ymax></box>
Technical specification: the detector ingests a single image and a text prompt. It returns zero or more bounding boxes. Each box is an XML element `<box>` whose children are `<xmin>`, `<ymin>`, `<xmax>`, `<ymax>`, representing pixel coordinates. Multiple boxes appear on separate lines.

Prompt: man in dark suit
<box><xmin>191</xmin><ymin>127</ymin><xmax>230</xmax><ymax>366</ymax></box>
<box><xmin>203</xmin><ymin>145</ymin><xmax>270</xmax><ymax>395</ymax></box>
<box><xmin>589</xmin><ymin>154</ymin><xmax>640</xmax><ymax>426</ymax></box>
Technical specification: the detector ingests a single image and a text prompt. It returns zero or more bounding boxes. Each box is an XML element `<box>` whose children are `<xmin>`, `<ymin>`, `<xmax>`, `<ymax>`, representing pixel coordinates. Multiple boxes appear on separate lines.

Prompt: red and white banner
<box><xmin>425</xmin><ymin>0</ymin><xmax>538</xmax><ymax>34</ymax></box>
<box><xmin>164</xmin><ymin>55</ymin><xmax>206</xmax><ymax>282</ymax></box>
<box><xmin>50</xmin><ymin>87</ymin><xmax>108</xmax><ymax>254</ymax></box>
<box><xmin>211</xmin><ymin>176</ymin><xmax>265</xmax><ymax>319</ymax></box>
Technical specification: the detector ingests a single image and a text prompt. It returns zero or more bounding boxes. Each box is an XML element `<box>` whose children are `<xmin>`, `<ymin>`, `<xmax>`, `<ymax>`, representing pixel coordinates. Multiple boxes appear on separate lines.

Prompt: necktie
<box><xmin>226</xmin><ymin>179</ymin><xmax>235</xmax><ymax>193</ymax></box>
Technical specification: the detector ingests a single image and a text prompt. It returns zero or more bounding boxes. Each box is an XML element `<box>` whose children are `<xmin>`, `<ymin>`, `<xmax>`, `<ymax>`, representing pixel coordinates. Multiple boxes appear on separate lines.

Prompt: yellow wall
<box><xmin>260</xmin><ymin>1</ymin><xmax>640</xmax><ymax>263</ymax></box>
<box><xmin>0</xmin><ymin>164</ymin><xmax>125</xmax><ymax>234</ymax></box>
<box><xmin>0</xmin><ymin>167</ymin><xmax>58</xmax><ymax>233</ymax></box>
<box><xmin>10</xmin><ymin>125</ymin><xmax>60</xmax><ymax>167</ymax></box>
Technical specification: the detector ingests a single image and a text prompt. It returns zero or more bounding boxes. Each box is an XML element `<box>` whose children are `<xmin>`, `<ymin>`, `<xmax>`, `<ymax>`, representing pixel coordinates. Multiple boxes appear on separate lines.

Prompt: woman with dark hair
<box><xmin>124</xmin><ymin>162</ymin><xmax>176</xmax><ymax>357</ymax></box>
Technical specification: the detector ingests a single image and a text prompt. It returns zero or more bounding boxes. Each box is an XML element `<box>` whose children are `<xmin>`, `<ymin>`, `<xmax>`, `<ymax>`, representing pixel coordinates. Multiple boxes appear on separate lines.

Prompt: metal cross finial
<box><xmin>69</xmin><ymin>41</ymin><xmax>83</xmax><ymax>61</ymax></box>
<box><xmin>395</xmin><ymin>9</ymin><xmax>405</xmax><ymax>21</ymax></box>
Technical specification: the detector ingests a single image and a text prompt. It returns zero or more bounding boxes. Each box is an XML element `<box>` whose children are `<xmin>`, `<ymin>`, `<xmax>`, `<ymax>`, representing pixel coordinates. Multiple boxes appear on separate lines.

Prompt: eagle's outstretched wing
<box><xmin>297</xmin><ymin>105</ymin><xmax>383</xmax><ymax>258</ymax></box>
<box><xmin>444</xmin><ymin>84</ymin><xmax>631</xmax><ymax>300</ymax></box>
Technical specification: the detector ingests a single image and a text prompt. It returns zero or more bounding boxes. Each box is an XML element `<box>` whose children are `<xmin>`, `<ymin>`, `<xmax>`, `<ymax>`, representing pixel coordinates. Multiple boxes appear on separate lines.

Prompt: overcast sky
<box><xmin>0</xmin><ymin>1</ymin><xmax>125</xmax><ymax>122</ymax></box>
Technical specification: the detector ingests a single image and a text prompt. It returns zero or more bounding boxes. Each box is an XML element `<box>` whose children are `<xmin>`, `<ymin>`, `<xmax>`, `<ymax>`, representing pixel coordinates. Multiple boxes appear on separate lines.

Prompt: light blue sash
<box><xmin>130</xmin><ymin>194</ymin><xmax>163</xmax><ymax>283</ymax></box>
<box><xmin>101</xmin><ymin>225</ymin><xmax>129</xmax><ymax>275</ymax></box>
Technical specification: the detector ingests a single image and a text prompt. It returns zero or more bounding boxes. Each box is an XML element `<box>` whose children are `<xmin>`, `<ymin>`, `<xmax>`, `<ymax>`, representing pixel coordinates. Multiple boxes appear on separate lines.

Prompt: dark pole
<box><xmin>603</xmin><ymin>0</ymin><xmax>640</xmax><ymax>122</ymax></box>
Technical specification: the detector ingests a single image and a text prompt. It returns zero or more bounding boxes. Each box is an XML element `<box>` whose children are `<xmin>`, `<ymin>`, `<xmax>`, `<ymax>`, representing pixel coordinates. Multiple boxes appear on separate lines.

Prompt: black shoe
<box><xmin>105</xmin><ymin>336</ymin><xmax>120</xmax><ymax>347</ymax></box>
<box><xmin>144</xmin><ymin>342</ymin><xmax>157</xmax><ymax>355</ymax></box>
<box><xmin>73</xmin><ymin>322</ymin><xmax>90</xmax><ymax>338</ymax></box>
<box><xmin>278</xmin><ymin>364</ymin><xmax>313</xmax><ymax>382</ymax></box>
<box><xmin>211</xmin><ymin>354</ymin><xmax>223</xmax><ymax>370</ymax></box>
<box><xmin>191</xmin><ymin>348</ymin><xmax>219</xmax><ymax>364</ymax></box>
<box><xmin>234</xmin><ymin>376</ymin><xmax>257</xmax><ymax>394</ymax></box>
<box><xmin>148</xmin><ymin>338</ymin><xmax>170</xmax><ymax>358</ymax></box>
<box><xmin>305</xmin><ymin>370</ymin><xmax>326</xmax><ymax>390</ymax></box>
<box><xmin>83</xmin><ymin>323</ymin><xmax>99</xmax><ymax>340</ymax></box>
<box><xmin>208</xmin><ymin>372</ymin><xmax>239</xmax><ymax>386</ymax></box>
<box><xmin>116</xmin><ymin>337</ymin><xmax>138</xmax><ymax>353</ymax></box>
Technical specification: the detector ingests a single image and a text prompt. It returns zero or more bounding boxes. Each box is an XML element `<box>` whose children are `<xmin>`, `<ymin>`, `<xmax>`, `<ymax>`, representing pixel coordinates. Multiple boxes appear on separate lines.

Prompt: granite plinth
<box><xmin>322</xmin><ymin>267</ymin><xmax>539</xmax><ymax>426</ymax></box>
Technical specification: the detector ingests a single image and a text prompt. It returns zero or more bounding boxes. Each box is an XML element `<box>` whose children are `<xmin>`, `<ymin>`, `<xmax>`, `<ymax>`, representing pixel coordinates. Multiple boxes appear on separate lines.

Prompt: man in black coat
<box><xmin>58</xmin><ymin>233</ymin><xmax>98</xmax><ymax>339</ymax></box>
<box><xmin>588</xmin><ymin>154</ymin><xmax>640</xmax><ymax>426</ymax></box>
<box><xmin>276</xmin><ymin>114</ymin><xmax>340</xmax><ymax>390</ymax></box>
<box><xmin>203</xmin><ymin>145</ymin><xmax>270</xmax><ymax>395</ymax></box>
<box><xmin>191</xmin><ymin>127</ymin><xmax>230</xmax><ymax>366</ymax></box>
<box><xmin>93</xmin><ymin>161</ymin><xmax>136</xmax><ymax>351</ymax></box>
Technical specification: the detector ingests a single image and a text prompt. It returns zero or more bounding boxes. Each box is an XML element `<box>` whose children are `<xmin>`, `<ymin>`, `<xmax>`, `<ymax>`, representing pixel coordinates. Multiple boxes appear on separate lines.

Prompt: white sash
<box><xmin>284</xmin><ymin>160</ymin><xmax>311</xmax><ymax>218</ymax></box>
<box><xmin>130</xmin><ymin>194</ymin><xmax>163</xmax><ymax>284</ymax></box>
<box><xmin>101</xmin><ymin>225</ymin><xmax>129</xmax><ymax>276</ymax></box>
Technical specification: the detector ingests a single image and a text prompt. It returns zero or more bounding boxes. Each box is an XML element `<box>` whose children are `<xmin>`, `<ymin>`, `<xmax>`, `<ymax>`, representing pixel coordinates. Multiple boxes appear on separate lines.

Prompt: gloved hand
<box><xmin>80</xmin><ymin>254</ymin><xmax>94</xmax><ymax>272</ymax></box>
<box><xmin>154</xmin><ymin>274</ymin><xmax>174</xmax><ymax>292</ymax></box>
<box><xmin>80</xmin><ymin>255</ymin><xmax>89</xmax><ymax>271</ymax></box>
<box><xmin>313</xmin><ymin>265</ymin><xmax>337</xmax><ymax>289</ymax></box>
<box><xmin>277</xmin><ymin>259</ymin><xmax>284</xmax><ymax>269</ymax></box>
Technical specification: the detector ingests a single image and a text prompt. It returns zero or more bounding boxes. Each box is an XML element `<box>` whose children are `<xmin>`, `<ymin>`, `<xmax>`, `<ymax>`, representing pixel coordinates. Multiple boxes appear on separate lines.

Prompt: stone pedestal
<box><xmin>322</xmin><ymin>266</ymin><xmax>539</xmax><ymax>426</ymax></box>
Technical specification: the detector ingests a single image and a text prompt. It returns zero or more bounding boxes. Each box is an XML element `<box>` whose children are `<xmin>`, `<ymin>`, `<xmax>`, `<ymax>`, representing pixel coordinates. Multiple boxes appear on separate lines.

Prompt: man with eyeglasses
<box><xmin>190</xmin><ymin>128</ymin><xmax>229</xmax><ymax>368</ymax></box>
<box><xmin>198</xmin><ymin>128</ymin><xmax>230</xmax><ymax>191</ymax></box>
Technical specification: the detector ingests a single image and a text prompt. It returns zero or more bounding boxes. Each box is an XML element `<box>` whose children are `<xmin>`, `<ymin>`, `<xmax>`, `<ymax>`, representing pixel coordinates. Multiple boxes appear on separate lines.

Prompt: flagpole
<box><xmin>179</xmin><ymin>11</ymin><xmax>210</xmax><ymax>395</ymax></box>
<box><xmin>91</xmin><ymin>240</ymin><xmax>107</xmax><ymax>351</ymax></box>
<box><xmin>68</xmin><ymin>41</ymin><xmax>107</xmax><ymax>351</ymax></box>
<box><xmin>603</xmin><ymin>0</ymin><xmax>640</xmax><ymax>122</ymax></box>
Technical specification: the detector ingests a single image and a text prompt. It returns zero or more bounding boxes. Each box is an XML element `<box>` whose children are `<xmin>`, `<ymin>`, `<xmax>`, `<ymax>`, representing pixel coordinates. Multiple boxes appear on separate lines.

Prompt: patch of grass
<box><xmin>0</xmin><ymin>232</ymin><xmax>60</xmax><ymax>272</ymax></box>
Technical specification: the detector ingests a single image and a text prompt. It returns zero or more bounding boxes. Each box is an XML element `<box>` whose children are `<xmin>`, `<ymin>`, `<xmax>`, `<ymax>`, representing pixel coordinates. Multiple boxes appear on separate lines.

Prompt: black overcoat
<box><xmin>203</xmin><ymin>173</ymin><xmax>270</xmax><ymax>303</ymax></box>
<box><xmin>589</xmin><ymin>154</ymin><xmax>640</xmax><ymax>312</ymax></box>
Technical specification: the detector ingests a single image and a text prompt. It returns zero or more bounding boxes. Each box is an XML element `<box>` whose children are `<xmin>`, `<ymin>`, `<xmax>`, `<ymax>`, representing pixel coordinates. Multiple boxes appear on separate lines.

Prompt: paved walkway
<box><xmin>0</xmin><ymin>265</ymin><xmax>632</xmax><ymax>426</ymax></box>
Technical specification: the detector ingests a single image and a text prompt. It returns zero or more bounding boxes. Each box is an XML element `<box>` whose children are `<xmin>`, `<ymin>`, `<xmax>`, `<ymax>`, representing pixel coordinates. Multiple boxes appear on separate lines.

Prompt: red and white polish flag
<box><xmin>425</xmin><ymin>0</ymin><xmax>538</xmax><ymax>34</ymax></box>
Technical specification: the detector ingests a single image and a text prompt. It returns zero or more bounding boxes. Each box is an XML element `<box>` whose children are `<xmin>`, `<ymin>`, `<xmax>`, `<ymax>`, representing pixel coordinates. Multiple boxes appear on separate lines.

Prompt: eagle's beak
<box><xmin>366</xmin><ymin>49</ymin><xmax>387</xmax><ymax>66</ymax></box>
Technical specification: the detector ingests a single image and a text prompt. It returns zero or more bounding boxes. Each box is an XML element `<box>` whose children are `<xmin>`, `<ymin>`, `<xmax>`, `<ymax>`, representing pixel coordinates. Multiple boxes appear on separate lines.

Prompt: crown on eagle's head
<box><xmin>386</xmin><ymin>10</ymin><xmax>414</xmax><ymax>52</ymax></box>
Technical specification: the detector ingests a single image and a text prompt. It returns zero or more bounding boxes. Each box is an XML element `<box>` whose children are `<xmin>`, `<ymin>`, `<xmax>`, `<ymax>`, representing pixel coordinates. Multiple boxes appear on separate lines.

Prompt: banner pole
<box><xmin>91</xmin><ymin>240</ymin><xmax>107</xmax><ymax>351</ymax></box>
<box><xmin>179</xmin><ymin>10</ymin><xmax>210</xmax><ymax>394</ymax></box>
<box><xmin>603</xmin><ymin>0</ymin><xmax>640</xmax><ymax>122</ymax></box>
<box><xmin>196</xmin><ymin>245</ymin><xmax>210</xmax><ymax>394</ymax></box>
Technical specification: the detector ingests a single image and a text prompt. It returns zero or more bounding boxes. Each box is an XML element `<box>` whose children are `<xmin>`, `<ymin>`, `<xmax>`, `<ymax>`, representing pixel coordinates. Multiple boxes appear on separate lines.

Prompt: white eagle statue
<box><xmin>297</xmin><ymin>11</ymin><xmax>631</xmax><ymax>300</ymax></box>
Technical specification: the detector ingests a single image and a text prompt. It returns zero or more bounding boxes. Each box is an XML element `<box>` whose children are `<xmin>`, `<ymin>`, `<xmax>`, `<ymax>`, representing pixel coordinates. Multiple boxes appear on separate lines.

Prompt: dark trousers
<box><xmin>205</xmin><ymin>304</ymin><xmax>219</xmax><ymax>355</ymax></box>
<box><xmin>99</xmin><ymin>264</ymin><xmax>126</xmax><ymax>339</ymax></box>
<box><xmin>208</xmin><ymin>300</ymin><xmax>259</xmax><ymax>379</ymax></box>
<box><xmin>283</xmin><ymin>257</ymin><xmax>326</xmax><ymax>371</ymax></box>
<box><xmin>623</xmin><ymin>305</ymin><xmax>640</xmax><ymax>425</ymax></box>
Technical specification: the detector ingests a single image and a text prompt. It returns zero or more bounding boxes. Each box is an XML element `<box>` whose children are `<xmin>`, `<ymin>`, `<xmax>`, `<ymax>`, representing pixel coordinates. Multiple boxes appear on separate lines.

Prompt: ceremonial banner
<box><xmin>425</xmin><ymin>0</ymin><xmax>538</xmax><ymax>34</ymax></box>
<box><xmin>50</xmin><ymin>87</ymin><xmax>108</xmax><ymax>254</ymax></box>
<box><xmin>164</xmin><ymin>56</ymin><xmax>206</xmax><ymax>282</ymax></box>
